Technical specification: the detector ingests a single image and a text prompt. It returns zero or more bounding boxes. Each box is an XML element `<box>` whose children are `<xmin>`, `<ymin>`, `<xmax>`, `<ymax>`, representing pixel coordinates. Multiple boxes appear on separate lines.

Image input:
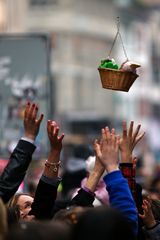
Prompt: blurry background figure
<box><xmin>72</xmin><ymin>156</ymin><xmax>109</xmax><ymax>206</ymax></box>
<box><xmin>147</xmin><ymin>176</ymin><xmax>160</xmax><ymax>200</ymax></box>
<box><xmin>5</xmin><ymin>220</ymin><xmax>71</xmax><ymax>240</ymax></box>
<box><xmin>71</xmin><ymin>206</ymin><xmax>135</xmax><ymax>240</ymax></box>
<box><xmin>61</xmin><ymin>144</ymin><xmax>94</xmax><ymax>199</ymax></box>
<box><xmin>147</xmin><ymin>118</ymin><xmax>160</xmax><ymax>164</ymax></box>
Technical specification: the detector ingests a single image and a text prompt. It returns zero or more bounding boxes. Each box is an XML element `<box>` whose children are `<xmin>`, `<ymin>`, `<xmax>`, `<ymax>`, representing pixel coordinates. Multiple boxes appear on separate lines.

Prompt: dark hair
<box><xmin>7</xmin><ymin>206</ymin><xmax>20</xmax><ymax>228</ymax></box>
<box><xmin>54</xmin><ymin>206</ymin><xmax>88</xmax><ymax>225</ymax></box>
<box><xmin>6</xmin><ymin>220</ymin><xmax>71</xmax><ymax>240</ymax></box>
<box><xmin>71</xmin><ymin>206</ymin><xmax>135</xmax><ymax>240</ymax></box>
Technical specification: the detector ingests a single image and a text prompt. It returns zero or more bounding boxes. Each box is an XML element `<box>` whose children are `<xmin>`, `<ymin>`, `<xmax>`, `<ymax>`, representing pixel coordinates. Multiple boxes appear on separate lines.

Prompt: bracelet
<box><xmin>45</xmin><ymin>160</ymin><xmax>61</xmax><ymax>172</ymax></box>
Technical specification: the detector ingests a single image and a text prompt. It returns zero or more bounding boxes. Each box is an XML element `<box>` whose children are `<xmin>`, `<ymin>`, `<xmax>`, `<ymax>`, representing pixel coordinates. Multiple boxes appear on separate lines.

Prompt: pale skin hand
<box><xmin>93</xmin><ymin>139</ymin><xmax>105</xmax><ymax>176</ymax></box>
<box><xmin>24</xmin><ymin>102</ymin><xmax>44</xmax><ymax>141</ymax></box>
<box><xmin>85</xmin><ymin>139</ymin><xmax>105</xmax><ymax>192</ymax></box>
<box><xmin>100</xmin><ymin>127</ymin><xmax>120</xmax><ymax>173</ymax></box>
<box><xmin>120</xmin><ymin>121</ymin><xmax>145</xmax><ymax>163</ymax></box>
<box><xmin>139</xmin><ymin>198</ymin><xmax>156</xmax><ymax>228</ymax></box>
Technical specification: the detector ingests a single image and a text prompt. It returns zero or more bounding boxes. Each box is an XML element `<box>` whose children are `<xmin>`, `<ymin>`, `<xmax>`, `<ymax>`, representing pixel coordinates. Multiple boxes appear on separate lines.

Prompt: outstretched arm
<box><xmin>84</xmin><ymin>139</ymin><xmax>105</xmax><ymax>193</ymax></box>
<box><xmin>71</xmin><ymin>139</ymin><xmax>105</xmax><ymax>207</ymax></box>
<box><xmin>139</xmin><ymin>198</ymin><xmax>156</xmax><ymax>228</ymax></box>
<box><xmin>0</xmin><ymin>102</ymin><xmax>43</xmax><ymax>203</ymax></box>
<box><xmin>29</xmin><ymin>120</ymin><xmax>64</xmax><ymax>220</ymax></box>
<box><xmin>43</xmin><ymin>120</ymin><xmax>64</xmax><ymax>179</ymax></box>
<box><xmin>139</xmin><ymin>198</ymin><xmax>160</xmax><ymax>240</ymax></box>
<box><xmin>119</xmin><ymin>121</ymin><xmax>145</xmax><ymax>209</ymax></box>
<box><xmin>99</xmin><ymin>127</ymin><xmax>138</xmax><ymax>236</ymax></box>
<box><xmin>120</xmin><ymin>120</ymin><xmax>145</xmax><ymax>164</ymax></box>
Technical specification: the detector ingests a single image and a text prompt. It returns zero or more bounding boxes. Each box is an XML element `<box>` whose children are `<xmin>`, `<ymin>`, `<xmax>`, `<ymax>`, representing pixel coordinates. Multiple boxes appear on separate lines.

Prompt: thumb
<box><xmin>94</xmin><ymin>139</ymin><xmax>102</xmax><ymax>159</ymax></box>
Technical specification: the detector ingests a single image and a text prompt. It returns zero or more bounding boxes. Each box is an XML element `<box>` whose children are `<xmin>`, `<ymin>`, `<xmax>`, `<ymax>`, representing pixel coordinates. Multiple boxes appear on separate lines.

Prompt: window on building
<box><xmin>30</xmin><ymin>0</ymin><xmax>58</xmax><ymax>6</ymax></box>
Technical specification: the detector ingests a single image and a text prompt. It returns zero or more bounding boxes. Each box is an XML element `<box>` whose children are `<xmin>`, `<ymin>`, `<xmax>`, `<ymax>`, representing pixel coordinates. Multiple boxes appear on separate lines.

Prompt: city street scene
<box><xmin>0</xmin><ymin>0</ymin><xmax>160</xmax><ymax>239</ymax></box>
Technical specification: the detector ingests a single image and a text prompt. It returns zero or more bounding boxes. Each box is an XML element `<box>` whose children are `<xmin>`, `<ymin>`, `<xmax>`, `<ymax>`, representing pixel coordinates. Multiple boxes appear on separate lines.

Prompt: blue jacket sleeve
<box><xmin>103</xmin><ymin>170</ymin><xmax>138</xmax><ymax>236</ymax></box>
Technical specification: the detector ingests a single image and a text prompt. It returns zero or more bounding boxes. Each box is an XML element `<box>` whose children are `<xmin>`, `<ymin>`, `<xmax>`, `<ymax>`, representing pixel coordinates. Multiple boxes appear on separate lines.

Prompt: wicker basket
<box><xmin>98</xmin><ymin>67</ymin><xmax>138</xmax><ymax>92</ymax></box>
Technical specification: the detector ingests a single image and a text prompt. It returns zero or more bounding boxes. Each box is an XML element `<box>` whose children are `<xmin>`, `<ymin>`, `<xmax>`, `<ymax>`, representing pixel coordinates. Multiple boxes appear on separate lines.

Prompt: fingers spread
<box><xmin>132</xmin><ymin>124</ymin><xmax>141</xmax><ymax>143</ymax></box>
<box><xmin>32</xmin><ymin>105</ymin><xmax>38</xmax><ymax>119</ymax></box>
<box><xmin>58</xmin><ymin>133</ymin><xmax>65</xmax><ymax>141</ymax></box>
<box><xmin>135</xmin><ymin>131</ymin><xmax>145</xmax><ymax>146</ymax></box>
<box><xmin>94</xmin><ymin>139</ymin><xmax>101</xmax><ymax>158</ymax></box>
<box><xmin>37</xmin><ymin>113</ymin><xmax>44</xmax><ymax>124</ymax></box>
<box><xmin>24</xmin><ymin>102</ymin><xmax>31</xmax><ymax>119</ymax></box>
<box><xmin>111</xmin><ymin>128</ymin><xmax>116</xmax><ymax>148</ymax></box>
<box><xmin>128</xmin><ymin>121</ymin><xmax>134</xmax><ymax>138</ymax></box>
<box><xmin>105</xmin><ymin>127</ymin><xmax>111</xmax><ymax>143</ymax></box>
<box><xmin>122</xmin><ymin>121</ymin><xmax>127</xmax><ymax>138</ymax></box>
<box><xmin>101</xmin><ymin>128</ymin><xmax>106</xmax><ymax>141</ymax></box>
<box><xmin>29</xmin><ymin>103</ymin><xmax>36</xmax><ymax>120</ymax></box>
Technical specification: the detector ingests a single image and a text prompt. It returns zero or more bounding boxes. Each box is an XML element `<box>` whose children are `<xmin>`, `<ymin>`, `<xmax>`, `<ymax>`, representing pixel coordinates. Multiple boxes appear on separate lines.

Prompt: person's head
<box><xmin>6</xmin><ymin>220</ymin><xmax>71</xmax><ymax>240</ymax></box>
<box><xmin>0</xmin><ymin>198</ymin><xmax>7</xmax><ymax>238</ymax></box>
<box><xmin>71</xmin><ymin>206</ymin><xmax>135</xmax><ymax>240</ymax></box>
<box><xmin>54</xmin><ymin>206</ymin><xmax>88</xmax><ymax>225</ymax></box>
<box><xmin>8</xmin><ymin>193</ymin><xmax>34</xmax><ymax>221</ymax></box>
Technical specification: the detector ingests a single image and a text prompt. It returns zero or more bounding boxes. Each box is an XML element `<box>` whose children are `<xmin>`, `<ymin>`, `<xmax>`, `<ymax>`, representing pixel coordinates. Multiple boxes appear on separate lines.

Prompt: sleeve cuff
<box><xmin>103</xmin><ymin>170</ymin><xmax>122</xmax><ymax>185</ymax></box>
<box><xmin>41</xmin><ymin>175</ymin><xmax>62</xmax><ymax>187</ymax></box>
<box><xmin>145</xmin><ymin>221</ymin><xmax>160</xmax><ymax>230</ymax></box>
<box><xmin>21</xmin><ymin>137</ymin><xmax>35</xmax><ymax>144</ymax></box>
<box><xmin>15</xmin><ymin>139</ymin><xmax>36</xmax><ymax>155</ymax></box>
<box><xmin>120</xmin><ymin>163</ymin><xmax>135</xmax><ymax>178</ymax></box>
<box><xmin>82</xmin><ymin>186</ymin><xmax>95</xmax><ymax>197</ymax></box>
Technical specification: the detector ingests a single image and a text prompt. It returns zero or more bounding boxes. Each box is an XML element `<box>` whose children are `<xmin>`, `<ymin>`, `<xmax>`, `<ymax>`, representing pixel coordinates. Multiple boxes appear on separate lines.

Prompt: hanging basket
<box><xmin>98</xmin><ymin>67</ymin><xmax>138</xmax><ymax>92</ymax></box>
<box><xmin>98</xmin><ymin>17</ymin><xmax>140</xmax><ymax>92</ymax></box>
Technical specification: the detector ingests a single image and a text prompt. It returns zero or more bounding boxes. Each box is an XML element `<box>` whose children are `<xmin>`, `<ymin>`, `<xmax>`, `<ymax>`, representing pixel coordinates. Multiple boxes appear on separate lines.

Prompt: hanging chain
<box><xmin>108</xmin><ymin>17</ymin><xmax>129</xmax><ymax>61</ymax></box>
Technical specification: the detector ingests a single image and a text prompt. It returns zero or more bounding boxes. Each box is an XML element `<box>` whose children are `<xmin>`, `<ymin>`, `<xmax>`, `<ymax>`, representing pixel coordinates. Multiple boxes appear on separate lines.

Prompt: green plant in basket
<box><xmin>99</xmin><ymin>58</ymin><xmax>119</xmax><ymax>70</ymax></box>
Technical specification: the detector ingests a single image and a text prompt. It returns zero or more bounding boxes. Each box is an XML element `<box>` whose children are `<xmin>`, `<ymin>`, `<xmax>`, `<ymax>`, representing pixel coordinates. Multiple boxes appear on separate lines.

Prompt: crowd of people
<box><xmin>0</xmin><ymin>101</ymin><xmax>160</xmax><ymax>240</ymax></box>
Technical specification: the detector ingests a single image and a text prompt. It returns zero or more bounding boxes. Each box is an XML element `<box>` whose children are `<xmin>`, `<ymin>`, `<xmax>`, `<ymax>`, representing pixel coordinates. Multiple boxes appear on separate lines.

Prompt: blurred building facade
<box><xmin>0</xmin><ymin>0</ymin><xmax>159</xmax><ymax>192</ymax></box>
<box><xmin>115</xmin><ymin>0</ymin><xmax>160</xmax><ymax>158</ymax></box>
<box><xmin>3</xmin><ymin>0</ymin><xmax>119</xmax><ymax>138</ymax></box>
<box><xmin>1</xmin><ymin>0</ymin><xmax>160</xmax><ymax>144</ymax></box>
<box><xmin>115</xmin><ymin>0</ymin><xmax>160</xmax><ymax>123</ymax></box>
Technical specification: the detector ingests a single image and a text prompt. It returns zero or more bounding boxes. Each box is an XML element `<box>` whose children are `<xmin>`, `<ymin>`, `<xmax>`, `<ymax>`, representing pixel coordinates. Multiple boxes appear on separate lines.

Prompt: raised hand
<box><xmin>47</xmin><ymin>120</ymin><xmax>64</xmax><ymax>153</ymax></box>
<box><xmin>100</xmin><ymin>127</ymin><xmax>120</xmax><ymax>173</ymax></box>
<box><xmin>93</xmin><ymin>139</ymin><xmax>105</xmax><ymax>176</ymax></box>
<box><xmin>24</xmin><ymin>102</ymin><xmax>44</xmax><ymax>140</ymax></box>
<box><xmin>139</xmin><ymin>198</ymin><xmax>156</xmax><ymax>228</ymax></box>
<box><xmin>84</xmin><ymin>139</ymin><xmax>105</xmax><ymax>193</ymax></box>
<box><xmin>120</xmin><ymin>121</ymin><xmax>145</xmax><ymax>163</ymax></box>
<box><xmin>44</xmin><ymin>120</ymin><xmax>64</xmax><ymax>178</ymax></box>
